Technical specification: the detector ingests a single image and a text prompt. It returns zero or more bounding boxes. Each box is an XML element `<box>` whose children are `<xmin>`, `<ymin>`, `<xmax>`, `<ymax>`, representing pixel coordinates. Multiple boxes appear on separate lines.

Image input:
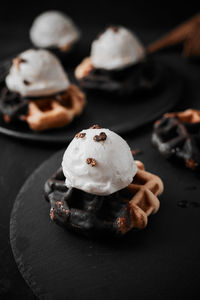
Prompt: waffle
<box><xmin>44</xmin><ymin>161</ymin><xmax>163</xmax><ymax>237</ymax></box>
<box><xmin>0</xmin><ymin>84</ymin><xmax>85</xmax><ymax>131</ymax></box>
<box><xmin>21</xmin><ymin>85</ymin><xmax>85</xmax><ymax>131</ymax></box>
<box><xmin>75</xmin><ymin>57</ymin><xmax>94</xmax><ymax>80</ymax></box>
<box><xmin>152</xmin><ymin>109</ymin><xmax>200</xmax><ymax>172</ymax></box>
<box><xmin>147</xmin><ymin>14</ymin><xmax>200</xmax><ymax>57</ymax></box>
<box><xmin>75</xmin><ymin>57</ymin><xmax>160</xmax><ymax>96</ymax></box>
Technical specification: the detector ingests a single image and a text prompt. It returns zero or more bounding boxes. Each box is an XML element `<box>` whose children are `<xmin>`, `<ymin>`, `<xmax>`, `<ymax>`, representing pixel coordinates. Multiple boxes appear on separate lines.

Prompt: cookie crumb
<box><xmin>4</xmin><ymin>114</ymin><xmax>10</xmax><ymax>123</ymax></box>
<box><xmin>90</xmin><ymin>124</ymin><xmax>101</xmax><ymax>129</ymax></box>
<box><xmin>93</xmin><ymin>132</ymin><xmax>107</xmax><ymax>142</ymax></box>
<box><xmin>50</xmin><ymin>208</ymin><xmax>55</xmax><ymax>220</ymax></box>
<box><xmin>75</xmin><ymin>132</ymin><xmax>86</xmax><ymax>139</ymax></box>
<box><xmin>86</xmin><ymin>158</ymin><xmax>97</xmax><ymax>167</ymax></box>
<box><xmin>186</xmin><ymin>158</ymin><xmax>196</xmax><ymax>170</ymax></box>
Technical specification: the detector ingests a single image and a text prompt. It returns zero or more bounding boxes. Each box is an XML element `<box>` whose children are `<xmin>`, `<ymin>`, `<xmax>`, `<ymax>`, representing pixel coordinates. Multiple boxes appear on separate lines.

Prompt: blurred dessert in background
<box><xmin>75</xmin><ymin>25</ymin><xmax>161</xmax><ymax>97</ymax></box>
<box><xmin>152</xmin><ymin>109</ymin><xmax>200</xmax><ymax>172</ymax></box>
<box><xmin>0</xmin><ymin>49</ymin><xmax>85</xmax><ymax>131</ymax></box>
<box><xmin>30</xmin><ymin>11</ymin><xmax>80</xmax><ymax>62</ymax></box>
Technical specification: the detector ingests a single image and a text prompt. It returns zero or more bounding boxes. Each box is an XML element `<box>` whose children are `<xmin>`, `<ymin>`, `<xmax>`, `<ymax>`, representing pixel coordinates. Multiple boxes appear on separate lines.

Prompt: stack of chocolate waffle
<box><xmin>44</xmin><ymin>161</ymin><xmax>163</xmax><ymax>237</ymax></box>
<box><xmin>75</xmin><ymin>57</ymin><xmax>161</xmax><ymax>96</ymax></box>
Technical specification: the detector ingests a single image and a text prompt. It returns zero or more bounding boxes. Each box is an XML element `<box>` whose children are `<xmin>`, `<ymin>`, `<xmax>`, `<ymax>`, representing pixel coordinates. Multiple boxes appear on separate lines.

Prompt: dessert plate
<box><xmin>0</xmin><ymin>58</ymin><xmax>182</xmax><ymax>143</ymax></box>
<box><xmin>10</xmin><ymin>138</ymin><xmax>200</xmax><ymax>299</ymax></box>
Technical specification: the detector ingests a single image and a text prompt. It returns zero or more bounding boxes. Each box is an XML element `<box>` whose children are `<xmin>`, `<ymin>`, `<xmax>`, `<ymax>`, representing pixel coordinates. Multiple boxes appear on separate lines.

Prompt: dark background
<box><xmin>0</xmin><ymin>1</ymin><xmax>198</xmax><ymax>27</ymax></box>
<box><xmin>0</xmin><ymin>1</ymin><xmax>198</xmax><ymax>60</ymax></box>
<box><xmin>0</xmin><ymin>1</ymin><xmax>199</xmax><ymax>300</ymax></box>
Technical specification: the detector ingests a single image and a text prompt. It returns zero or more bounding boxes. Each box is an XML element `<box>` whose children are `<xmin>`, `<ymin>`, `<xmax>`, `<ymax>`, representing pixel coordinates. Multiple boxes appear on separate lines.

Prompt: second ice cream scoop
<box><xmin>6</xmin><ymin>49</ymin><xmax>70</xmax><ymax>97</ymax></box>
<box><xmin>91</xmin><ymin>26</ymin><xmax>145</xmax><ymax>70</ymax></box>
<box><xmin>30</xmin><ymin>11</ymin><xmax>80</xmax><ymax>50</ymax></box>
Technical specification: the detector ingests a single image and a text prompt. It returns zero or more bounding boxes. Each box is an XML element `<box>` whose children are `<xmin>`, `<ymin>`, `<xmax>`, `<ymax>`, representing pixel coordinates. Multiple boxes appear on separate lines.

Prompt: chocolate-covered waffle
<box><xmin>0</xmin><ymin>49</ymin><xmax>85</xmax><ymax>131</ymax></box>
<box><xmin>152</xmin><ymin>109</ymin><xmax>200</xmax><ymax>172</ymax></box>
<box><xmin>75</xmin><ymin>26</ymin><xmax>160</xmax><ymax>96</ymax></box>
<box><xmin>44</xmin><ymin>126</ymin><xmax>163</xmax><ymax>237</ymax></box>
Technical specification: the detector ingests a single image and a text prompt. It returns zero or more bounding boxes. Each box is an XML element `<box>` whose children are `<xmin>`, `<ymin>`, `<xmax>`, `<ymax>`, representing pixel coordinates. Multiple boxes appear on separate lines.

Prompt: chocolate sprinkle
<box><xmin>90</xmin><ymin>124</ymin><xmax>101</xmax><ymax>129</ymax></box>
<box><xmin>23</xmin><ymin>80</ymin><xmax>31</xmax><ymax>85</ymax></box>
<box><xmin>93</xmin><ymin>132</ymin><xmax>107</xmax><ymax>142</ymax></box>
<box><xmin>13</xmin><ymin>57</ymin><xmax>27</xmax><ymax>70</ymax></box>
<box><xmin>86</xmin><ymin>158</ymin><xmax>97</xmax><ymax>167</ymax></box>
<box><xmin>109</xmin><ymin>25</ymin><xmax>119</xmax><ymax>32</ymax></box>
<box><xmin>131</xmin><ymin>149</ymin><xmax>142</xmax><ymax>155</ymax></box>
<box><xmin>75</xmin><ymin>132</ymin><xmax>86</xmax><ymax>139</ymax></box>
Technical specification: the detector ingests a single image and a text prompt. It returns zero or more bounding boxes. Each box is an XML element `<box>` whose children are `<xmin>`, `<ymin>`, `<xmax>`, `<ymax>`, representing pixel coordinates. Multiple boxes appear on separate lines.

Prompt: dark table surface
<box><xmin>0</xmin><ymin>6</ymin><xmax>200</xmax><ymax>299</ymax></box>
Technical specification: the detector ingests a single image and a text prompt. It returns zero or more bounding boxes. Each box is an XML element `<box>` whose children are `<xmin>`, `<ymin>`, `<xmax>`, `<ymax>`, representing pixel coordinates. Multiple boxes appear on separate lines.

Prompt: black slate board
<box><xmin>10</xmin><ymin>128</ymin><xmax>200</xmax><ymax>300</ymax></box>
<box><xmin>0</xmin><ymin>58</ymin><xmax>182</xmax><ymax>143</ymax></box>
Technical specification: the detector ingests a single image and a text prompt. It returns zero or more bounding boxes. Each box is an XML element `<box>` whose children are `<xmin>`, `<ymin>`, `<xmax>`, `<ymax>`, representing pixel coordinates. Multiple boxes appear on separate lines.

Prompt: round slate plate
<box><xmin>0</xmin><ymin>58</ymin><xmax>182</xmax><ymax>143</ymax></box>
<box><xmin>10</xmin><ymin>138</ymin><xmax>200</xmax><ymax>300</ymax></box>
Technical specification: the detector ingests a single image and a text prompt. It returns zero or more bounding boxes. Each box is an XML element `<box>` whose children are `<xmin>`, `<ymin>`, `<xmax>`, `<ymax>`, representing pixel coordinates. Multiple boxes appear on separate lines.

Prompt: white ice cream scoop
<box><xmin>30</xmin><ymin>11</ymin><xmax>80</xmax><ymax>49</ymax></box>
<box><xmin>62</xmin><ymin>127</ymin><xmax>137</xmax><ymax>196</ymax></box>
<box><xmin>6</xmin><ymin>49</ymin><xmax>70</xmax><ymax>97</ymax></box>
<box><xmin>91</xmin><ymin>26</ymin><xmax>145</xmax><ymax>70</ymax></box>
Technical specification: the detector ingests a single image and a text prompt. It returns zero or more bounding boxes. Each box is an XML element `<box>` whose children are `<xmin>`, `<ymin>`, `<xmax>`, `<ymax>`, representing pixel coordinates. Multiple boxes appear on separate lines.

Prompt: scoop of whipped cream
<box><xmin>6</xmin><ymin>49</ymin><xmax>70</xmax><ymax>97</ymax></box>
<box><xmin>62</xmin><ymin>127</ymin><xmax>137</xmax><ymax>196</ymax></box>
<box><xmin>91</xmin><ymin>26</ymin><xmax>145</xmax><ymax>70</ymax></box>
<box><xmin>30</xmin><ymin>11</ymin><xmax>80</xmax><ymax>49</ymax></box>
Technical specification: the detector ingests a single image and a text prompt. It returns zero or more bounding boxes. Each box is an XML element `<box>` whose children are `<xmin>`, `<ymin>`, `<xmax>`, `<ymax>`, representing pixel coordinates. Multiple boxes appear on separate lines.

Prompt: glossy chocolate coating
<box><xmin>44</xmin><ymin>168</ymin><xmax>134</xmax><ymax>237</ymax></box>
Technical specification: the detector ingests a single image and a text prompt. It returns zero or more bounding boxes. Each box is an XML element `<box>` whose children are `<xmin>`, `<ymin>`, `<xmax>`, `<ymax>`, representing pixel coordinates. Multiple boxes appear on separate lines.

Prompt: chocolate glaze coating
<box><xmin>44</xmin><ymin>168</ymin><xmax>134</xmax><ymax>238</ymax></box>
<box><xmin>0</xmin><ymin>87</ymin><xmax>28</xmax><ymax>121</ymax></box>
<box><xmin>79</xmin><ymin>59</ymin><xmax>162</xmax><ymax>97</ymax></box>
<box><xmin>152</xmin><ymin>116</ymin><xmax>200</xmax><ymax>172</ymax></box>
